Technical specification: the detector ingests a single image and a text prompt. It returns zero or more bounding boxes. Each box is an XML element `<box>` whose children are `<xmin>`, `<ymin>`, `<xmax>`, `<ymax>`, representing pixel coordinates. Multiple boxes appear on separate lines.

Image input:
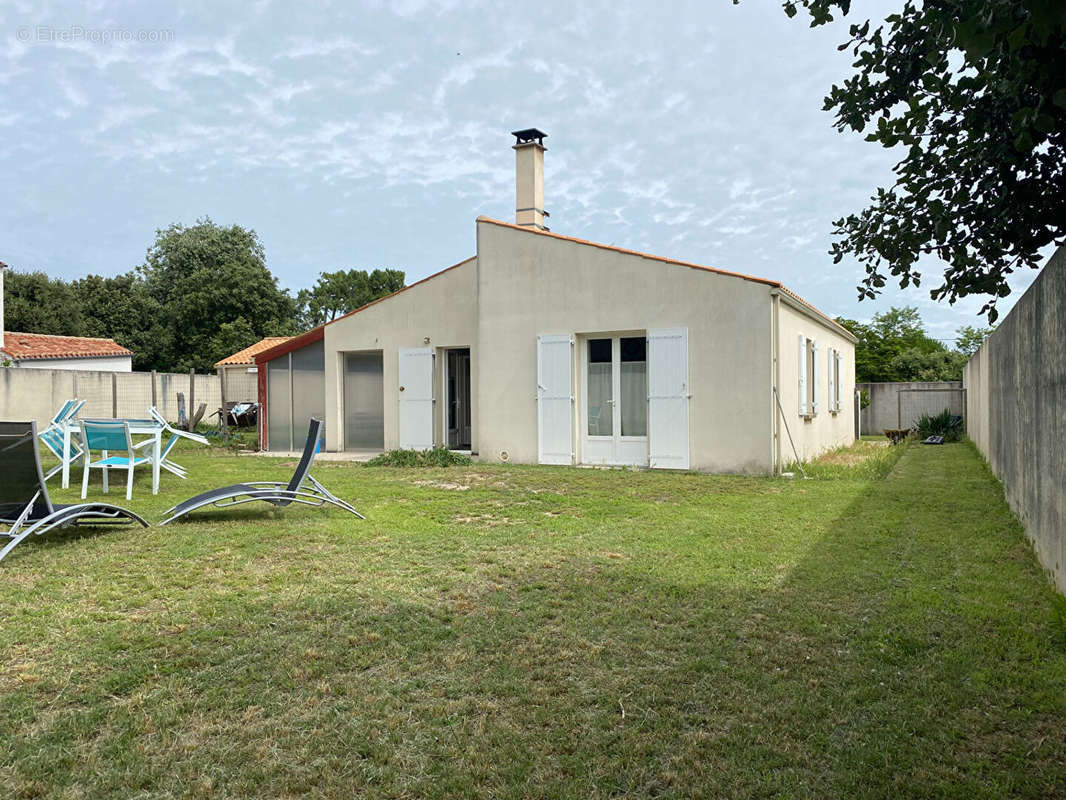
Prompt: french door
<box><xmin>581</xmin><ymin>334</ymin><xmax>648</xmax><ymax>466</ymax></box>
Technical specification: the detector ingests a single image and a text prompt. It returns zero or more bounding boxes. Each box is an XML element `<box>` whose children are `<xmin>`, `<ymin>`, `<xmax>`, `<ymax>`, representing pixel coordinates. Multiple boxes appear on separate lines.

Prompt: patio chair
<box><xmin>147</xmin><ymin>407</ymin><xmax>209</xmax><ymax>479</ymax></box>
<box><xmin>37</xmin><ymin>398</ymin><xmax>87</xmax><ymax>480</ymax></box>
<box><xmin>0</xmin><ymin>422</ymin><xmax>147</xmax><ymax>565</ymax></box>
<box><xmin>78</xmin><ymin>419</ymin><xmax>155</xmax><ymax>501</ymax></box>
<box><xmin>159</xmin><ymin>418</ymin><xmax>364</xmax><ymax>525</ymax></box>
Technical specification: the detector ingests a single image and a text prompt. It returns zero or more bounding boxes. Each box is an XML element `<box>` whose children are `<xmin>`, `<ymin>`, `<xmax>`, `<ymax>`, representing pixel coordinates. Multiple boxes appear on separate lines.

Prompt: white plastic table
<box><xmin>61</xmin><ymin>419</ymin><xmax>163</xmax><ymax>495</ymax></box>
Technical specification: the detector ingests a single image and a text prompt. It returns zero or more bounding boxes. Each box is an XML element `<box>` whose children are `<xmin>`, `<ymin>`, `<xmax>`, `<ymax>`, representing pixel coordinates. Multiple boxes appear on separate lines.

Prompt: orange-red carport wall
<box><xmin>257</xmin><ymin>361</ymin><xmax>268</xmax><ymax>450</ymax></box>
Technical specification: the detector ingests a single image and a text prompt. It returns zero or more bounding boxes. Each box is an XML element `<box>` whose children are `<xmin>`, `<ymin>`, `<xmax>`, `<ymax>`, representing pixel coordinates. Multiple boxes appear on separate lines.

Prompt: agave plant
<box><xmin>913</xmin><ymin>409</ymin><xmax>963</xmax><ymax>442</ymax></box>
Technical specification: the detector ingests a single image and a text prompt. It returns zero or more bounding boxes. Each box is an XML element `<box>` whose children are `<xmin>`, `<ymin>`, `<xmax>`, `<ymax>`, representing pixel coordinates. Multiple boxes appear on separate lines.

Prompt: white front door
<box><xmin>581</xmin><ymin>335</ymin><xmax>648</xmax><ymax>466</ymax></box>
<box><xmin>398</xmin><ymin>347</ymin><xmax>434</xmax><ymax>450</ymax></box>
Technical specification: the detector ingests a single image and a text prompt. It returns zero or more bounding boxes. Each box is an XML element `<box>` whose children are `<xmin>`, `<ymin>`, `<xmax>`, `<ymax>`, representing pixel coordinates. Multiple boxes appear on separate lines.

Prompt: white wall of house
<box><xmin>773</xmin><ymin>296</ymin><xmax>856</xmax><ymax>463</ymax></box>
<box><xmin>304</xmin><ymin>220</ymin><xmax>855</xmax><ymax>473</ymax></box>
<box><xmin>11</xmin><ymin>355</ymin><xmax>132</xmax><ymax>372</ymax></box>
<box><xmin>322</xmin><ymin>257</ymin><xmax>478</xmax><ymax>453</ymax></box>
<box><xmin>475</xmin><ymin>219</ymin><xmax>777</xmax><ymax>473</ymax></box>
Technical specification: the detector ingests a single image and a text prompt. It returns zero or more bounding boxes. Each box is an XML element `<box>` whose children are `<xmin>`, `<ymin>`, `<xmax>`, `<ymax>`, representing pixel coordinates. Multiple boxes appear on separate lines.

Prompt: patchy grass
<box><xmin>800</xmin><ymin>438</ymin><xmax>906</xmax><ymax>480</ymax></box>
<box><xmin>3</xmin><ymin>442</ymin><xmax>1065</xmax><ymax>798</ymax></box>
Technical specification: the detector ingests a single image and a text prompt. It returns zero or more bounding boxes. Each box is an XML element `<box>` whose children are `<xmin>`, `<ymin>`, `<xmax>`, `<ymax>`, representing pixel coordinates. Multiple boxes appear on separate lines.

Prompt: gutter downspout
<box><xmin>770</xmin><ymin>290</ymin><xmax>781</xmax><ymax>474</ymax></box>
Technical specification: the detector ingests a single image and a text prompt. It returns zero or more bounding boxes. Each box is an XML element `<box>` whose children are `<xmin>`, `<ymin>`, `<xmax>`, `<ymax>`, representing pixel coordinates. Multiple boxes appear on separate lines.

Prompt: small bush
<box><xmin>366</xmin><ymin>447</ymin><xmax>473</xmax><ymax>467</ymax></box>
<box><xmin>914</xmin><ymin>408</ymin><xmax>963</xmax><ymax>442</ymax></box>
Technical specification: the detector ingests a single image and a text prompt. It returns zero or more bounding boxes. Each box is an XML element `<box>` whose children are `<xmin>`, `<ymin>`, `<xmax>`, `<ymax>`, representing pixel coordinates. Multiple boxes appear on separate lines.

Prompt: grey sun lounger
<box><xmin>158</xmin><ymin>418</ymin><xmax>364</xmax><ymax>525</ymax></box>
<box><xmin>1</xmin><ymin>421</ymin><xmax>148</xmax><ymax>565</ymax></box>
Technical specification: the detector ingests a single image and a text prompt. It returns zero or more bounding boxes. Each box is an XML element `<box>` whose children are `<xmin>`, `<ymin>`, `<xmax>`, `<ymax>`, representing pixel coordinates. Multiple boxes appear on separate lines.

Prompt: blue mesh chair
<box><xmin>37</xmin><ymin>398</ymin><xmax>86</xmax><ymax>480</ymax></box>
<box><xmin>78</xmin><ymin>419</ymin><xmax>154</xmax><ymax>501</ymax></box>
<box><xmin>0</xmin><ymin>421</ymin><xmax>147</xmax><ymax>565</ymax></box>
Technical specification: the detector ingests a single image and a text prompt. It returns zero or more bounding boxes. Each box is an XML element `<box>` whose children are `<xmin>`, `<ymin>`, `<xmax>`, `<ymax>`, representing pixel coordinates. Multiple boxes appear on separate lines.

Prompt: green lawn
<box><xmin>2</xmin><ymin>441</ymin><xmax>1065</xmax><ymax>798</ymax></box>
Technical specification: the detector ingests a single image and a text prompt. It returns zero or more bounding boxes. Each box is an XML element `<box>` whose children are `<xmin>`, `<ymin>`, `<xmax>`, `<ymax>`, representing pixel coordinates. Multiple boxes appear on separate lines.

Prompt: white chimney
<box><xmin>512</xmin><ymin>128</ymin><xmax>549</xmax><ymax>230</ymax></box>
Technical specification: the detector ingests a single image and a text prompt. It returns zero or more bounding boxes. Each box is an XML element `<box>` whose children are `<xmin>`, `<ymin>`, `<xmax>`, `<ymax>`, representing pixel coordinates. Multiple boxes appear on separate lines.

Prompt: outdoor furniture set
<box><xmin>1</xmin><ymin>403</ymin><xmax>361</xmax><ymax>565</ymax></box>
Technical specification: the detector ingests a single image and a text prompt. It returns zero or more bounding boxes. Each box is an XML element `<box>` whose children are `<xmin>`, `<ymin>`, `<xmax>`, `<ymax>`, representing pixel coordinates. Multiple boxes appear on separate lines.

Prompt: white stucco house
<box><xmin>256</xmin><ymin>129</ymin><xmax>856</xmax><ymax>473</ymax></box>
<box><xmin>0</xmin><ymin>262</ymin><xmax>133</xmax><ymax>371</ymax></box>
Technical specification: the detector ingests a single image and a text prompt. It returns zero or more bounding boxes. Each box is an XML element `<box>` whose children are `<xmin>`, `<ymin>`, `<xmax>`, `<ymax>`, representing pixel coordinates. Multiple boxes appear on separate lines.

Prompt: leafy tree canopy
<box><xmin>3</xmin><ymin>270</ymin><xmax>86</xmax><ymax>337</ymax></box>
<box><xmin>139</xmin><ymin>218</ymin><xmax>299</xmax><ymax>372</ymax></box>
<box><xmin>836</xmin><ymin>305</ymin><xmax>971</xmax><ymax>381</ymax></box>
<box><xmin>296</xmin><ymin>268</ymin><xmax>405</xmax><ymax>328</ymax></box>
<box><xmin>4</xmin><ymin>219</ymin><xmax>407</xmax><ymax>373</ymax></box>
<box><xmin>760</xmin><ymin>0</ymin><xmax>1066</xmax><ymax>321</ymax></box>
<box><xmin>72</xmin><ymin>273</ymin><xmax>168</xmax><ymax>371</ymax></box>
<box><xmin>953</xmin><ymin>323</ymin><xmax>995</xmax><ymax>356</ymax></box>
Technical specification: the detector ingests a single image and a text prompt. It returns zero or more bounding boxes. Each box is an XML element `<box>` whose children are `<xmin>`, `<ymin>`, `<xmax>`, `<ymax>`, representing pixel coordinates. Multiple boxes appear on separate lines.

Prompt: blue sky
<box><xmin>0</xmin><ymin>0</ymin><xmax>1043</xmax><ymax>342</ymax></box>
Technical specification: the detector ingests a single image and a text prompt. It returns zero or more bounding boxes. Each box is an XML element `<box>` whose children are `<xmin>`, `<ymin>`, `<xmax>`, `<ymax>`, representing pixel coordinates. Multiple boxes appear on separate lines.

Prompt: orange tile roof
<box><xmin>1</xmin><ymin>331</ymin><xmax>132</xmax><ymax>361</ymax></box>
<box><xmin>215</xmin><ymin>337</ymin><xmax>291</xmax><ymax>367</ymax></box>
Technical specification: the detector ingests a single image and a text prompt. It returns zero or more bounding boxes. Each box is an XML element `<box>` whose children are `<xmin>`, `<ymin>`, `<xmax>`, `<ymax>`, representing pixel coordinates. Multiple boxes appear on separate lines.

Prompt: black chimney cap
<box><xmin>511</xmin><ymin>128</ymin><xmax>547</xmax><ymax>146</ymax></box>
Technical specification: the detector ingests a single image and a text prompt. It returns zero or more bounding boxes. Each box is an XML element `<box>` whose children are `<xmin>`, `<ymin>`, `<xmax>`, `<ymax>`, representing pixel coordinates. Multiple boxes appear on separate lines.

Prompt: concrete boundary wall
<box><xmin>964</xmin><ymin>244</ymin><xmax>1066</xmax><ymax>594</ymax></box>
<box><xmin>856</xmin><ymin>381</ymin><xmax>964</xmax><ymax>435</ymax></box>
<box><xmin>0</xmin><ymin>367</ymin><xmax>258</xmax><ymax>426</ymax></box>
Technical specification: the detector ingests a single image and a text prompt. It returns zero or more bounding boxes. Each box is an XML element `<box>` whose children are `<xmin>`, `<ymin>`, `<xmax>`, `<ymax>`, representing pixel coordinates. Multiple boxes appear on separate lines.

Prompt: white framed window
<box><xmin>798</xmin><ymin>335</ymin><xmax>818</xmax><ymax>417</ymax></box>
<box><xmin>832</xmin><ymin>348</ymin><xmax>843</xmax><ymax>412</ymax></box>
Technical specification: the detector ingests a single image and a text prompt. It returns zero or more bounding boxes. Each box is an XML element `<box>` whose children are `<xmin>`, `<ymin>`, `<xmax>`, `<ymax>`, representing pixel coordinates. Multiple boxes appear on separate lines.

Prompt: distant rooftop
<box><xmin>0</xmin><ymin>331</ymin><xmax>132</xmax><ymax>361</ymax></box>
<box><xmin>215</xmin><ymin>336</ymin><xmax>291</xmax><ymax>367</ymax></box>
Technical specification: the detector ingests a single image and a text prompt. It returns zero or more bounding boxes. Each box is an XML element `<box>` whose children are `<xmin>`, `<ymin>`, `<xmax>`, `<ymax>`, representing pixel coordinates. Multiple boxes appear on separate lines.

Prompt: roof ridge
<box><xmin>5</xmin><ymin>330</ymin><xmax>125</xmax><ymax>343</ymax></box>
<box><xmin>253</xmin><ymin>255</ymin><xmax>478</xmax><ymax>365</ymax></box>
<box><xmin>476</xmin><ymin>216</ymin><xmax>782</xmax><ymax>288</ymax></box>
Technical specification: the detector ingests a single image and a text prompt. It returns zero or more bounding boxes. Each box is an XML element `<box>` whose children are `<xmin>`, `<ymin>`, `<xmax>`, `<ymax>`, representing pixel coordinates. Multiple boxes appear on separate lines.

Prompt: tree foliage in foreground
<box><xmin>767</xmin><ymin>0</ymin><xmax>1066</xmax><ymax>321</ymax></box>
<box><xmin>836</xmin><ymin>306</ymin><xmax>974</xmax><ymax>382</ymax></box>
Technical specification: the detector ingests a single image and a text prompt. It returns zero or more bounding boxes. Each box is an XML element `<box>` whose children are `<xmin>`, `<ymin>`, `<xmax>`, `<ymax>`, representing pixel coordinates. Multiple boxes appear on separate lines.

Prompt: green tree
<box><xmin>296</xmin><ymin>268</ymin><xmax>405</xmax><ymax>328</ymax></box>
<box><xmin>954</xmin><ymin>324</ymin><xmax>995</xmax><ymax>357</ymax></box>
<box><xmin>72</xmin><ymin>273</ymin><xmax>168</xmax><ymax>371</ymax></box>
<box><xmin>2</xmin><ymin>270</ymin><xmax>85</xmax><ymax>336</ymax></box>
<box><xmin>889</xmin><ymin>347</ymin><xmax>969</xmax><ymax>382</ymax></box>
<box><xmin>836</xmin><ymin>306</ymin><xmax>943</xmax><ymax>381</ymax></box>
<box><xmin>836</xmin><ymin>306</ymin><xmax>960</xmax><ymax>382</ymax></box>
<box><xmin>764</xmin><ymin>0</ymin><xmax>1066</xmax><ymax>321</ymax></box>
<box><xmin>139</xmin><ymin>218</ymin><xmax>298</xmax><ymax>372</ymax></box>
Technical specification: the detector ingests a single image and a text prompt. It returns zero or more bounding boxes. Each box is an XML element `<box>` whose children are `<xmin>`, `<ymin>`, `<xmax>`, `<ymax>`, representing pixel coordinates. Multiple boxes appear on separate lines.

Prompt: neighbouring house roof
<box><xmin>215</xmin><ymin>337</ymin><xmax>291</xmax><ymax>367</ymax></box>
<box><xmin>0</xmin><ymin>331</ymin><xmax>133</xmax><ymax>361</ymax></box>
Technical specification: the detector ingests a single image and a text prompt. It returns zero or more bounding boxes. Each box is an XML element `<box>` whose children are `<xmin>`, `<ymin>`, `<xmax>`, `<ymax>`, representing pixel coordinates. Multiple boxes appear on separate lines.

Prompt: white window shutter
<box><xmin>648</xmin><ymin>328</ymin><xmax>690</xmax><ymax>470</ymax></box>
<box><xmin>835</xmin><ymin>350</ymin><xmax>843</xmax><ymax>411</ymax></box>
<box><xmin>798</xmin><ymin>334</ymin><xmax>808</xmax><ymax>416</ymax></box>
<box><xmin>537</xmin><ymin>335</ymin><xmax>573</xmax><ymax>465</ymax></box>
<box><xmin>827</xmin><ymin>347</ymin><xmax>835</xmax><ymax>414</ymax></box>
<box><xmin>811</xmin><ymin>340</ymin><xmax>819</xmax><ymax>415</ymax></box>
<box><xmin>398</xmin><ymin>347</ymin><xmax>434</xmax><ymax>450</ymax></box>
